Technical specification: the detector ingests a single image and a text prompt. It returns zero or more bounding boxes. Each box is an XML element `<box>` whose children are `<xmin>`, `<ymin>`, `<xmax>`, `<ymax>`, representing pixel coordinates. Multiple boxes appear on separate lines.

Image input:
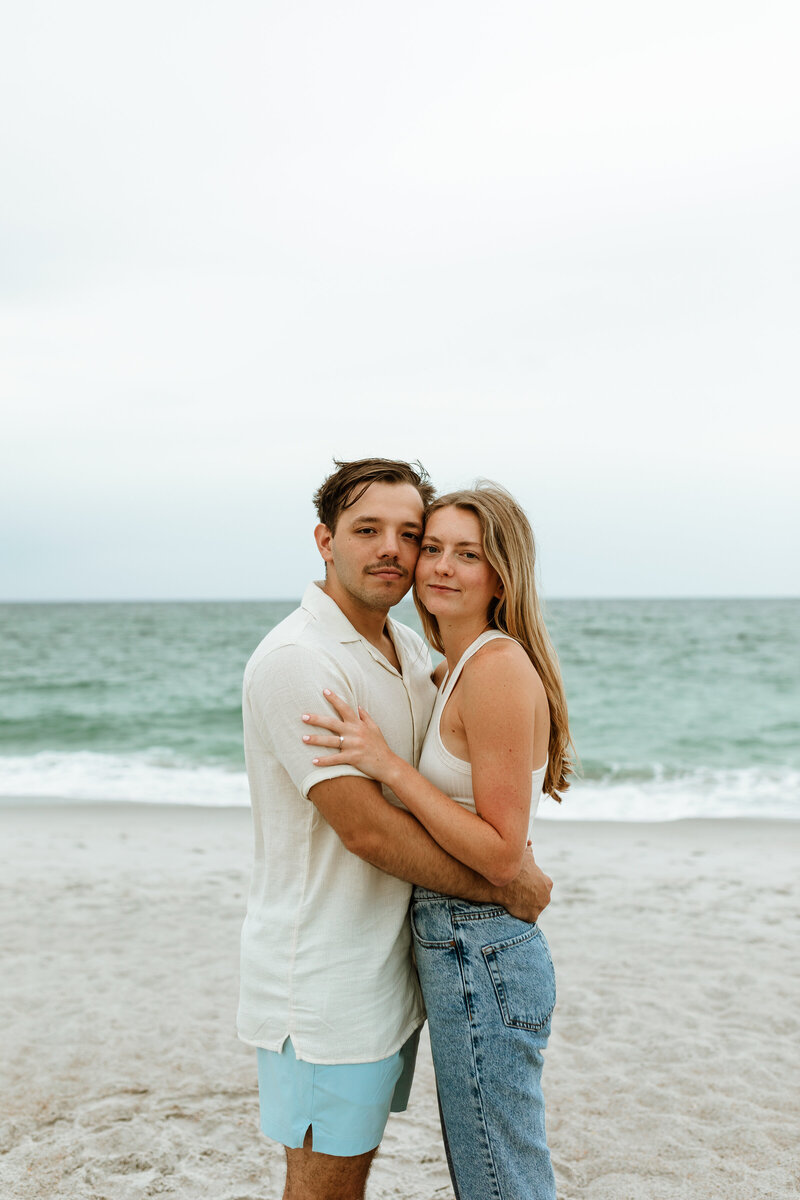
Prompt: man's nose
<box><xmin>377</xmin><ymin>530</ymin><xmax>402</xmax><ymax>558</ymax></box>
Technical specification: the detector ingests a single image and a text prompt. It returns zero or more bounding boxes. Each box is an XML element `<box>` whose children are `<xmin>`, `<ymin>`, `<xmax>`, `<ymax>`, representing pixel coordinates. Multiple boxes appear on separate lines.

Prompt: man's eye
<box><xmin>356</xmin><ymin>527</ymin><xmax>376</xmax><ymax>535</ymax></box>
<box><xmin>403</xmin><ymin>532</ymin><xmax>421</xmax><ymax>542</ymax></box>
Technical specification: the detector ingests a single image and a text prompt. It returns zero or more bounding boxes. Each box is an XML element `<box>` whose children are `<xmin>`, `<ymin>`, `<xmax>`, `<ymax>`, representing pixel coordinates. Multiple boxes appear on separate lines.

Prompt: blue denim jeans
<box><xmin>411</xmin><ymin>887</ymin><xmax>557</xmax><ymax>1200</ymax></box>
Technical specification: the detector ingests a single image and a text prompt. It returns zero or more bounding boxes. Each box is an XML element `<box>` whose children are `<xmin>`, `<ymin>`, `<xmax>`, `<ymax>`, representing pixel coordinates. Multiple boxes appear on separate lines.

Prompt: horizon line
<box><xmin>1</xmin><ymin>594</ymin><xmax>798</xmax><ymax>605</ymax></box>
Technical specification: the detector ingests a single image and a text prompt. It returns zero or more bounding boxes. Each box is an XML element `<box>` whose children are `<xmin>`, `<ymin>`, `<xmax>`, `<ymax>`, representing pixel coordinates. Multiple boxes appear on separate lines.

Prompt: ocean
<box><xmin>1</xmin><ymin>598</ymin><xmax>797</xmax><ymax>820</ymax></box>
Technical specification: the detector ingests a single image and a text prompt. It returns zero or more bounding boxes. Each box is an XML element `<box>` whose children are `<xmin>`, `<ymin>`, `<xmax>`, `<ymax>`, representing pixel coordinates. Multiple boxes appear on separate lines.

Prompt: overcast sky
<box><xmin>2</xmin><ymin>1</ymin><xmax>797</xmax><ymax>600</ymax></box>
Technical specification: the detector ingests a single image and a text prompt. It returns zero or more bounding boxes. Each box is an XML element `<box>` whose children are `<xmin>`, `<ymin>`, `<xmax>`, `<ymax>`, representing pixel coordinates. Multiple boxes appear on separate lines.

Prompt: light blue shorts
<box><xmin>256</xmin><ymin>1029</ymin><xmax>421</xmax><ymax>1157</ymax></box>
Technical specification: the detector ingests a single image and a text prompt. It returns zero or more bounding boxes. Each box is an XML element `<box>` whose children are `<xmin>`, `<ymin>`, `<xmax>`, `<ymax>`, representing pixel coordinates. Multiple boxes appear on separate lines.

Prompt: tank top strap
<box><xmin>440</xmin><ymin>630</ymin><xmax>516</xmax><ymax>704</ymax></box>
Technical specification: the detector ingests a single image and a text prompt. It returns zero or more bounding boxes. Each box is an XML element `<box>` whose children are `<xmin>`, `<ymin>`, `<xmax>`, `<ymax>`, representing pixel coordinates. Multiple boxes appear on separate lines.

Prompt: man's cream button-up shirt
<box><xmin>237</xmin><ymin>582</ymin><xmax>437</xmax><ymax>1064</ymax></box>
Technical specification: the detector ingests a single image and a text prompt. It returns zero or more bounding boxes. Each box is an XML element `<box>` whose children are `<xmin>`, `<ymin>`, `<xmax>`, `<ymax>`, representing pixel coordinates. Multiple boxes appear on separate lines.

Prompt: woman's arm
<box><xmin>303</xmin><ymin>641</ymin><xmax>541</xmax><ymax>887</ymax></box>
<box><xmin>388</xmin><ymin>640</ymin><xmax>537</xmax><ymax>885</ymax></box>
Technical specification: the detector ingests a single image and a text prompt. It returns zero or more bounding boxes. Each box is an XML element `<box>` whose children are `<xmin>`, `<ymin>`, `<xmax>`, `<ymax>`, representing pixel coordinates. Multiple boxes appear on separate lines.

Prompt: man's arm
<box><xmin>245</xmin><ymin>641</ymin><xmax>551</xmax><ymax>920</ymax></box>
<box><xmin>310</xmin><ymin>776</ymin><xmax>552</xmax><ymax>922</ymax></box>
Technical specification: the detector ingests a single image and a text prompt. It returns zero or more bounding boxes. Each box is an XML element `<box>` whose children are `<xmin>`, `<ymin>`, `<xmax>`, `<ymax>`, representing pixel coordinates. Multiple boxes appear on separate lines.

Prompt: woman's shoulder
<box><xmin>468</xmin><ymin>633</ymin><xmax>530</xmax><ymax>668</ymax></box>
<box><xmin>460</xmin><ymin>635</ymin><xmax>543</xmax><ymax>698</ymax></box>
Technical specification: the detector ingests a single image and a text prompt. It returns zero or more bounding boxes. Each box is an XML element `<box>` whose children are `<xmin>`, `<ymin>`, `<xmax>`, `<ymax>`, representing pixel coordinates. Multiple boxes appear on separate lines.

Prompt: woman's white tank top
<box><xmin>418</xmin><ymin>630</ymin><xmax>547</xmax><ymax>835</ymax></box>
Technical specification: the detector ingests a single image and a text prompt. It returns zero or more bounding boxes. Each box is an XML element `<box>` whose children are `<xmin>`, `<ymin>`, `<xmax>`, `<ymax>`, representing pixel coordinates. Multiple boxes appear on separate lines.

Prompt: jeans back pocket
<box><xmin>482</xmin><ymin>926</ymin><xmax>556</xmax><ymax>1031</ymax></box>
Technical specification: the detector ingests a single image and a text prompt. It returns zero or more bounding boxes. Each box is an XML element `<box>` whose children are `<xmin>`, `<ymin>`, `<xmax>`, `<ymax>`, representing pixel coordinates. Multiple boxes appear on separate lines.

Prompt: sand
<box><xmin>0</xmin><ymin>802</ymin><xmax>798</xmax><ymax>1200</ymax></box>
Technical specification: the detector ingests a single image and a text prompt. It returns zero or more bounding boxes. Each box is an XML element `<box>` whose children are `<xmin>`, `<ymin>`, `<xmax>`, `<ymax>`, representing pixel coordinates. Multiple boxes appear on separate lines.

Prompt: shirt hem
<box><xmin>237</xmin><ymin>1012</ymin><xmax>425</xmax><ymax>1065</ymax></box>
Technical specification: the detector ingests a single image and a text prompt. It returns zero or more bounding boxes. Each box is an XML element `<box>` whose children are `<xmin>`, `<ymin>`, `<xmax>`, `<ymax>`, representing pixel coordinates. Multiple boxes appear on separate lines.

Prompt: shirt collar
<box><xmin>301</xmin><ymin>581</ymin><xmax>365</xmax><ymax>644</ymax></box>
<box><xmin>301</xmin><ymin>581</ymin><xmax>406</xmax><ymax>675</ymax></box>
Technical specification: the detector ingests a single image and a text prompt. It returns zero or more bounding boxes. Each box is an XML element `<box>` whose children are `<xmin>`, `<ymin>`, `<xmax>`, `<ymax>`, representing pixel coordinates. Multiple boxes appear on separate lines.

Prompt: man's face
<box><xmin>316</xmin><ymin>481</ymin><xmax>425</xmax><ymax>613</ymax></box>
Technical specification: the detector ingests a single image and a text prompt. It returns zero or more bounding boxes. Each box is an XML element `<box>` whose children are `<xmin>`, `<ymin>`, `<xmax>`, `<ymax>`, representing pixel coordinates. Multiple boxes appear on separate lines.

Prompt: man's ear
<box><xmin>314</xmin><ymin>523</ymin><xmax>334</xmax><ymax>563</ymax></box>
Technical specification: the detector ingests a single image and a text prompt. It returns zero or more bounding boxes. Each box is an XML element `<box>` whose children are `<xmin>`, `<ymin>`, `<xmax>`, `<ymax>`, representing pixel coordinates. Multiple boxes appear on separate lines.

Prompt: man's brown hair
<box><xmin>313</xmin><ymin>458</ymin><xmax>436</xmax><ymax>533</ymax></box>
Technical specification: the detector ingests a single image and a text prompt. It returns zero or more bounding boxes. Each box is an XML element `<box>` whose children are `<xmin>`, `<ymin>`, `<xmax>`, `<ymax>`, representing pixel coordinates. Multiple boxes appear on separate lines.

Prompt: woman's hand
<box><xmin>302</xmin><ymin>690</ymin><xmax>398</xmax><ymax>784</ymax></box>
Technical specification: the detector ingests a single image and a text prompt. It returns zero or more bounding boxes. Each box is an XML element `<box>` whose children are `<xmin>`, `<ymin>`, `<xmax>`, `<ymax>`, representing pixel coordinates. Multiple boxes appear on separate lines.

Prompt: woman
<box><xmin>302</xmin><ymin>483</ymin><xmax>573</xmax><ymax>1200</ymax></box>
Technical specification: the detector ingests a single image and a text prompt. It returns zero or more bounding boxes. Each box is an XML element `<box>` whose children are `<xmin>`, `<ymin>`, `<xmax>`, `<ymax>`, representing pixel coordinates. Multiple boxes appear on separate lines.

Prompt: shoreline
<box><xmin>2</xmin><ymin>793</ymin><xmax>798</xmax><ymax>824</ymax></box>
<box><xmin>1</xmin><ymin>804</ymin><xmax>798</xmax><ymax>1198</ymax></box>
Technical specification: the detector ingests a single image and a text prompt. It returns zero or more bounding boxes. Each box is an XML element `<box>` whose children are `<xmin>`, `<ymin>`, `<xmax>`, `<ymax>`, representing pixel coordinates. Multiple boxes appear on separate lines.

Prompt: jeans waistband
<box><xmin>412</xmin><ymin>886</ymin><xmax>447</xmax><ymax>901</ymax></box>
<box><xmin>411</xmin><ymin>886</ymin><xmax>507</xmax><ymax>914</ymax></box>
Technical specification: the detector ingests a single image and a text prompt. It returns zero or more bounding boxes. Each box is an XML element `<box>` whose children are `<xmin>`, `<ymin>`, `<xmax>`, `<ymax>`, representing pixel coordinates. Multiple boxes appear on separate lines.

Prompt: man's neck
<box><xmin>321</xmin><ymin>578</ymin><xmax>392</xmax><ymax>650</ymax></box>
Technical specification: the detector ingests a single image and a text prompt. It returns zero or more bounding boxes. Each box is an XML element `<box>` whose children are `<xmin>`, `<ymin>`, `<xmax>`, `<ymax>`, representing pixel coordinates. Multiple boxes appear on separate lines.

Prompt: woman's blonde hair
<box><xmin>414</xmin><ymin>482</ymin><xmax>574</xmax><ymax>800</ymax></box>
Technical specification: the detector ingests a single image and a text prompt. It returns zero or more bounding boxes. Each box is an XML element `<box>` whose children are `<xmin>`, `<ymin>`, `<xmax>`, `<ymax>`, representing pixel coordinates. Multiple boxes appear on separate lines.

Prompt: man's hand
<box><xmin>497</xmin><ymin>849</ymin><xmax>553</xmax><ymax>923</ymax></box>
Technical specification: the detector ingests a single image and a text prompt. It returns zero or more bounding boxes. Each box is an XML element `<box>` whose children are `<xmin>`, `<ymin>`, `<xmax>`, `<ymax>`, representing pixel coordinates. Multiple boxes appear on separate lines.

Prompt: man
<box><xmin>238</xmin><ymin>458</ymin><xmax>552</xmax><ymax>1200</ymax></box>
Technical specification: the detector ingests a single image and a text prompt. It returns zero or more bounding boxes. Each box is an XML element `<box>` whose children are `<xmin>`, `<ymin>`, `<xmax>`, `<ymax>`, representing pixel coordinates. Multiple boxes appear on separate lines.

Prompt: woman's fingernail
<box><xmin>302</xmin><ymin>735</ymin><xmax>310</xmax><ymax>742</ymax></box>
<box><xmin>312</xmin><ymin>757</ymin><xmax>319</xmax><ymax>764</ymax></box>
<box><xmin>323</xmin><ymin>689</ymin><xmax>331</xmax><ymax>696</ymax></box>
<box><xmin>302</xmin><ymin>714</ymin><xmax>309</xmax><ymax>721</ymax></box>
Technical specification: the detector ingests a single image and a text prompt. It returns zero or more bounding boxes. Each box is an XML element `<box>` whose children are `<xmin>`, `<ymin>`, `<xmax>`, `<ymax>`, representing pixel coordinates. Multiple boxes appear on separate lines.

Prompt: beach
<box><xmin>1</xmin><ymin>802</ymin><xmax>797</xmax><ymax>1200</ymax></box>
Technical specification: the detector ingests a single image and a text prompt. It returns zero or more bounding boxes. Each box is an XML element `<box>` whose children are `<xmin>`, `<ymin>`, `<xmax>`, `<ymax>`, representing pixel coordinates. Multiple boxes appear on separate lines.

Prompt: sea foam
<box><xmin>1</xmin><ymin>751</ymin><xmax>797</xmax><ymax>820</ymax></box>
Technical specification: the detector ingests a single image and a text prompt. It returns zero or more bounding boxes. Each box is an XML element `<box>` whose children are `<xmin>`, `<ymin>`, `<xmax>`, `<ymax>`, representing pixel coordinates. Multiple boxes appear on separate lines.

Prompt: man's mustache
<box><xmin>365</xmin><ymin>563</ymin><xmax>409</xmax><ymax>578</ymax></box>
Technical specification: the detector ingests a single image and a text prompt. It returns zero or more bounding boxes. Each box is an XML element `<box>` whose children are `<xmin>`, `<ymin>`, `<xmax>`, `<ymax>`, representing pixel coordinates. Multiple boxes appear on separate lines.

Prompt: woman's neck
<box><xmin>439</xmin><ymin>617</ymin><xmax>495</xmax><ymax>673</ymax></box>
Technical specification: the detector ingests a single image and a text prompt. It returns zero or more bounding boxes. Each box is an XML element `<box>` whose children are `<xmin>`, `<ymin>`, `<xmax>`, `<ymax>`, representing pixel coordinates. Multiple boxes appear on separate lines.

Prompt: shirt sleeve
<box><xmin>244</xmin><ymin>642</ymin><xmax>371</xmax><ymax>799</ymax></box>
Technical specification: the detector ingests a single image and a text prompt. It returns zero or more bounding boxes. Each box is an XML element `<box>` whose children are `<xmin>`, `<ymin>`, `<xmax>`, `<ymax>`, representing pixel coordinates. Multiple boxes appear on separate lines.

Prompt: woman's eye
<box><xmin>420</xmin><ymin>544</ymin><xmax>438</xmax><ymax>554</ymax></box>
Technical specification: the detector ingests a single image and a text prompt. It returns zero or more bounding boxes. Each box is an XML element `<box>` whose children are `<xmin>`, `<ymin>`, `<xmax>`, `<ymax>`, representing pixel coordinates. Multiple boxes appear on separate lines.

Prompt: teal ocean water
<box><xmin>0</xmin><ymin>599</ymin><xmax>797</xmax><ymax>820</ymax></box>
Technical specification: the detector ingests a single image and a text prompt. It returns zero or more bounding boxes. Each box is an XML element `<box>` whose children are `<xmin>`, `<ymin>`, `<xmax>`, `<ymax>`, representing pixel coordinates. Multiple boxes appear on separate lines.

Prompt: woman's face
<box><xmin>415</xmin><ymin>506</ymin><xmax>502</xmax><ymax>624</ymax></box>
